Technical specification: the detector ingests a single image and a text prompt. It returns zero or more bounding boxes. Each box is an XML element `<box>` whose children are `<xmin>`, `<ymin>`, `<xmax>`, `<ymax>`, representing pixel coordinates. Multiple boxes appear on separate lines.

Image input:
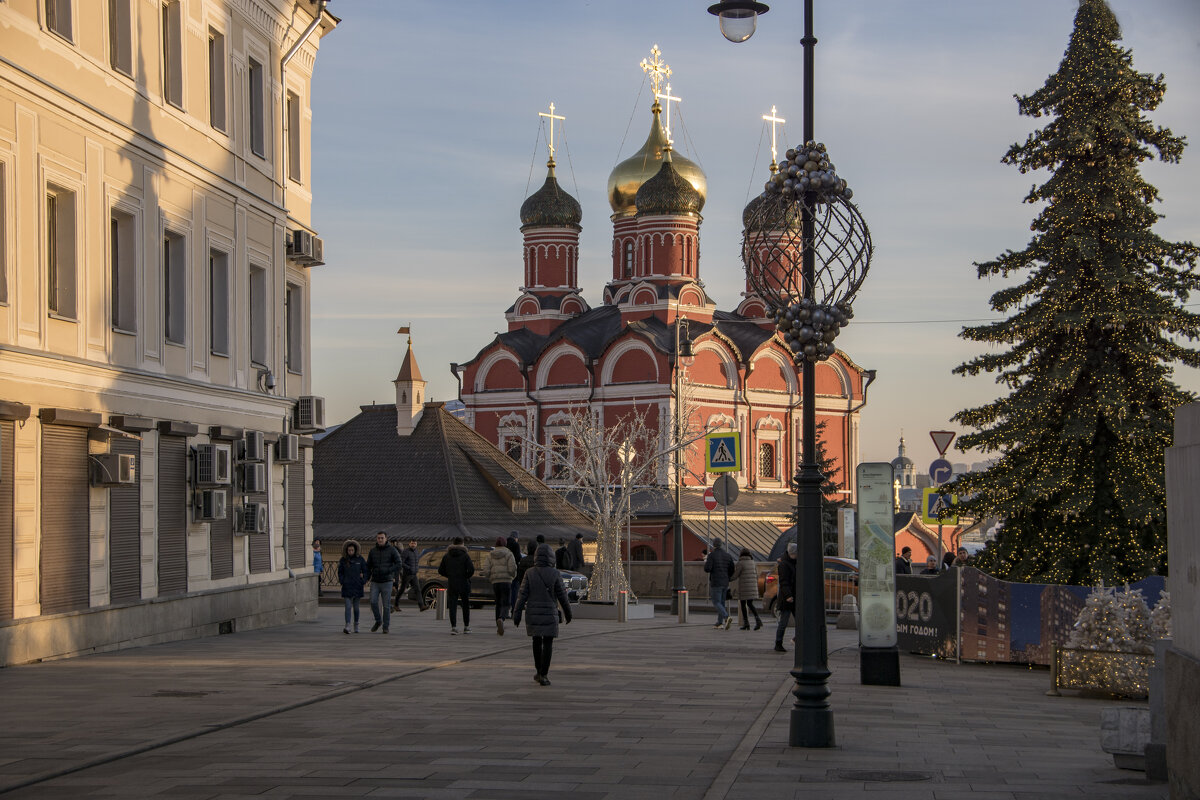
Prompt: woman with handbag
<box><xmin>731</xmin><ymin>548</ymin><xmax>763</xmax><ymax>630</ymax></box>
<box><xmin>513</xmin><ymin>543</ymin><xmax>573</xmax><ymax>685</ymax></box>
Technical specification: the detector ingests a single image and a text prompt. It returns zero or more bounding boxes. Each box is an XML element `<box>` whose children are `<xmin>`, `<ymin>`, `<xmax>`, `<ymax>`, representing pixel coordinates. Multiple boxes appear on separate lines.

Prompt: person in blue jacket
<box><xmin>312</xmin><ymin>539</ymin><xmax>324</xmax><ymax>598</ymax></box>
<box><xmin>337</xmin><ymin>540</ymin><xmax>368</xmax><ymax>634</ymax></box>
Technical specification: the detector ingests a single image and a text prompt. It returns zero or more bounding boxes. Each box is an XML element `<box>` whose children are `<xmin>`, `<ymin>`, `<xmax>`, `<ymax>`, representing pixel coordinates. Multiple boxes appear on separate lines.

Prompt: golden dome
<box><xmin>607</xmin><ymin>102</ymin><xmax>706</xmax><ymax>217</ymax></box>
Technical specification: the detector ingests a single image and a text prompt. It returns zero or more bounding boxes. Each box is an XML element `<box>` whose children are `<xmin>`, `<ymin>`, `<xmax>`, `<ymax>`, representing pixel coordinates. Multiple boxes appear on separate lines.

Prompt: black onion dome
<box><xmin>635</xmin><ymin>156</ymin><xmax>704</xmax><ymax>217</ymax></box>
<box><xmin>742</xmin><ymin>191</ymin><xmax>803</xmax><ymax>233</ymax></box>
<box><xmin>520</xmin><ymin>164</ymin><xmax>582</xmax><ymax>228</ymax></box>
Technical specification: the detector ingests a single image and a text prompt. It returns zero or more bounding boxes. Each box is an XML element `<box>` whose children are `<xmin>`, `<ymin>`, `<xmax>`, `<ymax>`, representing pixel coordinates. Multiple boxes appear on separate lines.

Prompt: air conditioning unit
<box><xmin>287</xmin><ymin>230</ymin><xmax>326</xmax><ymax>266</ymax></box>
<box><xmin>91</xmin><ymin>453</ymin><xmax>137</xmax><ymax>486</ymax></box>
<box><xmin>275</xmin><ymin>433</ymin><xmax>300</xmax><ymax>464</ymax></box>
<box><xmin>238</xmin><ymin>501</ymin><xmax>268</xmax><ymax>534</ymax></box>
<box><xmin>240</xmin><ymin>431</ymin><xmax>265</xmax><ymax>463</ymax></box>
<box><xmin>241</xmin><ymin>462</ymin><xmax>267</xmax><ymax>494</ymax></box>
<box><xmin>293</xmin><ymin>395</ymin><xmax>326</xmax><ymax>433</ymax></box>
<box><xmin>194</xmin><ymin>444</ymin><xmax>232</xmax><ymax>486</ymax></box>
<box><xmin>194</xmin><ymin>488</ymin><xmax>228</xmax><ymax>522</ymax></box>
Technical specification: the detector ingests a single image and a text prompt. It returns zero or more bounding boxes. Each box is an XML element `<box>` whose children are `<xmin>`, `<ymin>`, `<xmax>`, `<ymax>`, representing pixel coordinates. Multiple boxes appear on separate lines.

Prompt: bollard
<box><xmin>835</xmin><ymin>594</ymin><xmax>860</xmax><ymax>630</ymax></box>
<box><xmin>677</xmin><ymin>589</ymin><xmax>689</xmax><ymax>623</ymax></box>
<box><xmin>434</xmin><ymin>587</ymin><xmax>446</xmax><ymax>621</ymax></box>
<box><xmin>618</xmin><ymin>590</ymin><xmax>628</xmax><ymax>623</ymax></box>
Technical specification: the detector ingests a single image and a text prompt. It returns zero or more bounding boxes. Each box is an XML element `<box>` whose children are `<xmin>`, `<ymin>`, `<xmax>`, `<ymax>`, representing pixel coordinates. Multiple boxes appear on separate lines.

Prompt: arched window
<box><xmin>758</xmin><ymin>442</ymin><xmax>776</xmax><ymax>479</ymax></box>
<box><xmin>631</xmin><ymin>545</ymin><xmax>657</xmax><ymax>561</ymax></box>
<box><xmin>624</xmin><ymin>241</ymin><xmax>634</xmax><ymax>277</ymax></box>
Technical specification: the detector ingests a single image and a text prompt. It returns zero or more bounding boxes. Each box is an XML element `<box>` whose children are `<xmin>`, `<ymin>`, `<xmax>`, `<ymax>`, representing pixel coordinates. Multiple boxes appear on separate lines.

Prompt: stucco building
<box><xmin>0</xmin><ymin>0</ymin><xmax>335</xmax><ymax>665</ymax></box>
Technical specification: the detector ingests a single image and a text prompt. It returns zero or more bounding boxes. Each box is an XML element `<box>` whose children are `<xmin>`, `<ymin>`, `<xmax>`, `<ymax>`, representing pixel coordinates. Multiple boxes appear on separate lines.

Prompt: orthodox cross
<box><xmin>538</xmin><ymin>102</ymin><xmax>566</xmax><ymax>161</ymax></box>
<box><xmin>656</xmin><ymin>83</ymin><xmax>681</xmax><ymax>144</ymax></box>
<box><xmin>762</xmin><ymin>105</ymin><xmax>786</xmax><ymax>167</ymax></box>
<box><xmin>640</xmin><ymin>44</ymin><xmax>672</xmax><ymax>97</ymax></box>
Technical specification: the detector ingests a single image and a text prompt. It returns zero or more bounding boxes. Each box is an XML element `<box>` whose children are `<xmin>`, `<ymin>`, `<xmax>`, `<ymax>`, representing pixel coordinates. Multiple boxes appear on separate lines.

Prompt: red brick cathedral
<box><xmin>458</xmin><ymin>50</ymin><xmax>869</xmax><ymax>560</ymax></box>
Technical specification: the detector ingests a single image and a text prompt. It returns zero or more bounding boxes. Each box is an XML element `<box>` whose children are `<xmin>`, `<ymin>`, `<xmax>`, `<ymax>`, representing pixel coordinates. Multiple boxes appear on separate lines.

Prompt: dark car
<box><xmin>417</xmin><ymin>545</ymin><xmax>588</xmax><ymax>608</ymax></box>
<box><xmin>761</xmin><ymin>556</ymin><xmax>859</xmax><ymax>617</ymax></box>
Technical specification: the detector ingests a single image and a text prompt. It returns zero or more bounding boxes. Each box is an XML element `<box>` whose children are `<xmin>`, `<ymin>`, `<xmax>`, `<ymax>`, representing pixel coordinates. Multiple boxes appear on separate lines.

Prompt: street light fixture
<box><xmin>709</xmin><ymin>0</ymin><xmax>874</xmax><ymax>749</ymax></box>
<box><xmin>670</xmin><ymin>316</ymin><xmax>694</xmax><ymax>615</ymax></box>
<box><xmin>707</xmin><ymin>0</ymin><xmax>769</xmax><ymax>43</ymax></box>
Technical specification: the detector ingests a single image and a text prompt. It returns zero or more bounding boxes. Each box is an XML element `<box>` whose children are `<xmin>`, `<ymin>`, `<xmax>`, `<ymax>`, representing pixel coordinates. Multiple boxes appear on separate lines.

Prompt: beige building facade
<box><xmin>0</xmin><ymin>0</ymin><xmax>335</xmax><ymax>665</ymax></box>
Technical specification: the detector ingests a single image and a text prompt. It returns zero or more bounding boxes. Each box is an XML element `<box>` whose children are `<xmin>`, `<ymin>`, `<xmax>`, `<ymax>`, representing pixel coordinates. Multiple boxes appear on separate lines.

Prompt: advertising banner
<box><xmin>896</xmin><ymin>571</ymin><xmax>959</xmax><ymax>660</ymax></box>
<box><xmin>855</xmin><ymin>462</ymin><xmax>896</xmax><ymax>648</ymax></box>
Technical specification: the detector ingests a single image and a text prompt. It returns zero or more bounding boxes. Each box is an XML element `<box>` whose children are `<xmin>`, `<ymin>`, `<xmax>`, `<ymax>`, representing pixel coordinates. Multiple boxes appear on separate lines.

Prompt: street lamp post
<box><xmin>670</xmin><ymin>316</ymin><xmax>693</xmax><ymax>616</ymax></box>
<box><xmin>709</xmin><ymin>0</ymin><xmax>873</xmax><ymax>748</ymax></box>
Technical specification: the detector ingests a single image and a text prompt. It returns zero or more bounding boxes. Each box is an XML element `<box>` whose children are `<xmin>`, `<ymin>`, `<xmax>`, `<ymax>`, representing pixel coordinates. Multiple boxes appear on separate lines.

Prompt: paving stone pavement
<box><xmin>0</xmin><ymin>604</ymin><xmax>1167</xmax><ymax>799</ymax></box>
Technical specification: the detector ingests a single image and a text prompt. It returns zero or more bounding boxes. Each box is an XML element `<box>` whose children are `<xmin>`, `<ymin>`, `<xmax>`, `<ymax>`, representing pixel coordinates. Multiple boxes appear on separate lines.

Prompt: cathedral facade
<box><xmin>458</xmin><ymin>51</ymin><xmax>870</xmax><ymax>559</ymax></box>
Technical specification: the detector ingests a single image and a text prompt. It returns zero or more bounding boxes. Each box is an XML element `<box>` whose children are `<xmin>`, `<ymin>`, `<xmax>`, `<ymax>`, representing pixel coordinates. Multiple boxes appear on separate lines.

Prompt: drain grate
<box><xmin>832</xmin><ymin>770</ymin><xmax>936</xmax><ymax>783</ymax></box>
<box><xmin>151</xmin><ymin>690</ymin><xmax>212</xmax><ymax>698</ymax></box>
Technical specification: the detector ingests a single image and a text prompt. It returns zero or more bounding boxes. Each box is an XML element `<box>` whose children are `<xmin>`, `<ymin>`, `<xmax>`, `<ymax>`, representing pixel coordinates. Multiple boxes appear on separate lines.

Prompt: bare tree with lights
<box><xmin>952</xmin><ymin>0</ymin><xmax>1199</xmax><ymax>585</ymax></box>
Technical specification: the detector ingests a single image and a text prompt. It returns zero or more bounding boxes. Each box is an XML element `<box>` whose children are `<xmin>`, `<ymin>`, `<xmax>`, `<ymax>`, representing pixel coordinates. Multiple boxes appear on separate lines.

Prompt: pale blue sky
<box><xmin>308</xmin><ymin>0</ymin><xmax>1200</xmax><ymax>471</ymax></box>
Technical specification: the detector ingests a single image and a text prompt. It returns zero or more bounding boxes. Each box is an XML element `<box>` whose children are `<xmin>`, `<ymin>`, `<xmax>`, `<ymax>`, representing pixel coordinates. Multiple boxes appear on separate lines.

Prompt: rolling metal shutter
<box><xmin>40</xmin><ymin>425</ymin><xmax>89</xmax><ymax>614</ymax></box>
<box><xmin>209</xmin><ymin>503</ymin><xmax>233</xmax><ymax>580</ymax></box>
<box><xmin>0</xmin><ymin>421</ymin><xmax>14</xmax><ymax>620</ymax></box>
<box><xmin>248</xmin><ymin>521</ymin><xmax>271</xmax><ymax>574</ymax></box>
<box><xmin>108</xmin><ymin>436</ymin><xmax>141</xmax><ymax>603</ymax></box>
<box><xmin>157</xmin><ymin>435</ymin><xmax>188</xmax><ymax>596</ymax></box>
<box><xmin>286</xmin><ymin>451</ymin><xmax>306</xmax><ymax>569</ymax></box>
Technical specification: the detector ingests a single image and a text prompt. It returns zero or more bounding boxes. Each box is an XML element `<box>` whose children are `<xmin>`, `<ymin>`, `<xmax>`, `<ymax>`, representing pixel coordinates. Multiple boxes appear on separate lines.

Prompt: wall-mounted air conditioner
<box><xmin>194</xmin><ymin>488</ymin><xmax>228</xmax><ymax>521</ymax></box>
<box><xmin>240</xmin><ymin>431</ymin><xmax>265</xmax><ymax>463</ymax></box>
<box><xmin>238</xmin><ymin>501</ymin><xmax>268</xmax><ymax>534</ymax></box>
<box><xmin>287</xmin><ymin>230</ymin><xmax>326</xmax><ymax>267</ymax></box>
<box><xmin>293</xmin><ymin>396</ymin><xmax>325</xmax><ymax>433</ymax></box>
<box><xmin>276</xmin><ymin>433</ymin><xmax>300</xmax><ymax>464</ymax></box>
<box><xmin>241</xmin><ymin>462</ymin><xmax>267</xmax><ymax>494</ymax></box>
<box><xmin>194</xmin><ymin>444</ymin><xmax>232</xmax><ymax>486</ymax></box>
<box><xmin>90</xmin><ymin>453</ymin><xmax>137</xmax><ymax>486</ymax></box>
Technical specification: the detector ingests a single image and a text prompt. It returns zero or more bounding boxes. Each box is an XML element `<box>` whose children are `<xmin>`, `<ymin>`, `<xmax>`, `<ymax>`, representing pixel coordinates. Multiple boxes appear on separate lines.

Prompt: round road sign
<box><xmin>929</xmin><ymin>458</ymin><xmax>953</xmax><ymax>485</ymax></box>
<box><xmin>702</xmin><ymin>488</ymin><xmax>718</xmax><ymax>511</ymax></box>
<box><xmin>712</xmin><ymin>474</ymin><xmax>740</xmax><ymax>506</ymax></box>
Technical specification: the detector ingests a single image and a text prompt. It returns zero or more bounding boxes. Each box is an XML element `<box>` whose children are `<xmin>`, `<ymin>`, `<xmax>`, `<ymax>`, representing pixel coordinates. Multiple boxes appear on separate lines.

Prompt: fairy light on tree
<box><xmin>950</xmin><ymin>0</ymin><xmax>1199</xmax><ymax>586</ymax></box>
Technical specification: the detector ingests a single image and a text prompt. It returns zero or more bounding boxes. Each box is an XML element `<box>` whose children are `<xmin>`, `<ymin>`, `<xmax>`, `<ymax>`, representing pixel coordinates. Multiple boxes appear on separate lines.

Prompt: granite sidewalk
<box><xmin>0</xmin><ymin>604</ymin><xmax>1166</xmax><ymax>799</ymax></box>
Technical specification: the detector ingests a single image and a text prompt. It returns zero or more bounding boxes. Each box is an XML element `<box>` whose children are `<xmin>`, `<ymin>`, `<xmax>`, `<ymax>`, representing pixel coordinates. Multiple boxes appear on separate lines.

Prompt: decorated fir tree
<box><xmin>953</xmin><ymin>0</ymin><xmax>1199</xmax><ymax>585</ymax></box>
<box><xmin>1114</xmin><ymin>585</ymin><xmax>1153</xmax><ymax>653</ymax></box>
<box><xmin>1150</xmin><ymin>591</ymin><xmax>1172</xmax><ymax>640</ymax></box>
<box><xmin>1067</xmin><ymin>584</ymin><xmax>1134</xmax><ymax>652</ymax></box>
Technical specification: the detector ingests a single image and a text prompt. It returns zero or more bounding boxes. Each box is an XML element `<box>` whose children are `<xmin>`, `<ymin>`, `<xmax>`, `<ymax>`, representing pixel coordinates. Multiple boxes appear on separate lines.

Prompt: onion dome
<box><xmin>520</xmin><ymin>161</ymin><xmax>582</xmax><ymax>229</ymax></box>
<box><xmin>635</xmin><ymin>148</ymin><xmax>703</xmax><ymax>216</ymax></box>
<box><xmin>607</xmin><ymin>102</ymin><xmax>706</xmax><ymax>217</ymax></box>
<box><xmin>743</xmin><ymin>164</ymin><xmax>802</xmax><ymax>233</ymax></box>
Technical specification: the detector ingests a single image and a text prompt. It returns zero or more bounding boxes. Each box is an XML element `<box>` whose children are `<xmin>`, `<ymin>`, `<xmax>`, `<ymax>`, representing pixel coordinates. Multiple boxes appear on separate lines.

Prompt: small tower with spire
<box><xmin>394</xmin><ymin>326</ymin><xmax>426</xmax><ymax>436</ymax></box>
<box><xmin>891</xmin><ymin>433</ymin><xmax>916</xmax><ymax>488</ymax></box>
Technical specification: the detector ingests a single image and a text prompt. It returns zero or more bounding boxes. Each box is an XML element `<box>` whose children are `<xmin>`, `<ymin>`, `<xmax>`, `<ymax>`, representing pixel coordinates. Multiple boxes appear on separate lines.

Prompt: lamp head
<box><xmin>707</xmin><ymin>0</ymin><xmax>769</xmax><ymax>43</ymax></box>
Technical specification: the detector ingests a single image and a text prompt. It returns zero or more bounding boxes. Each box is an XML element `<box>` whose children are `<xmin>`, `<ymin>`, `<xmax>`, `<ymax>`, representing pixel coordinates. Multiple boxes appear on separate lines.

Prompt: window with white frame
<box><xmin>547</xmin><ymin>435</ymin><xmax>570</xmax><ymax>480</ymax></box>
<box><xmin>248</xmin><ymin>58</ymin><xmax>265</xmax><ymax>157</ymax></box>
<box><xmin>46</xmin><ymin>184</ymin><xmax>77</xmax><ymax>318</ymax></box>
<box><xmin>162</xmin><ymin>230</ymin><xmax>185</xmax><ymax>344</ymax></box>
<box><xmin>209</xmin><ymin>249</ymin><xmax>229</xmax><ymax>356</ymax></box>
<box><xmin>286</xmin><ymin>91</ymin><xmax>301</xmax><ymax>183</ymax></box>
<box><xmin>108</xmin><ymin>0</ymin><xmax>132</xmax><ymax>76</ymax></box>
<box><xmin>249</xmin><ymin>265</ymin><xmax>267</xmax><ymax>366</ymax></box>
<box><xmin>758</xmin><ymin>442</ymin><xmax>776</xmax><ymax>479</ymax></box>
<box><xmin>623</xmin><ymin>240</ymin><xmax>633</xmax><ymax>278</ymax></box>
<box><xmin>45</xmin><ymin>0</ymin><xmax>72</xmax><ymax>42</ymax></box>
<box><xmin>208</xmin><ymin>29</ymin><xmax>226</xmax><ymax>132</ymax></box>
<box><xmin>285</xmin><ymin>282</ymin><xmax>302</xmax><ymax>373</ymax></box>
<box><xmin>110</xmin><ymin>209</ymin><xmax>136</xmax><ymax>331</ymax></box>
<box><xmin>161</xmin><ymin>1</ymin><xmax>183</xmax><ymax>108</ymax></box>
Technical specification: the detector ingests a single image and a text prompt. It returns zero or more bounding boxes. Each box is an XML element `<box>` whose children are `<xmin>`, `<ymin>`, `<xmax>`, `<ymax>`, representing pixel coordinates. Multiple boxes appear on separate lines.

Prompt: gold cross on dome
<box><xmin>538</xmin><ymin>102</ymin><xmax>566</xmax><ymax>161</ymax></box>
<box><xmin>640</xmin><ymin>44</ymin><xmax>672</xmax><ymax>97</ymax></box>
<box><xmin>762</xmin><ymin>105</ymin><xmax>786</xmax><ymax>166</ymax></box>
<box><xmin>656</xmin><ymin>83</ymin><xmax>681</xmax><ymax>143</ymax></box>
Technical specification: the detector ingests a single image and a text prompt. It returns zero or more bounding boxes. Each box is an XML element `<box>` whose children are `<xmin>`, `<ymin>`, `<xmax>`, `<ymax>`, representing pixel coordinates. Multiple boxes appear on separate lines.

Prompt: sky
<box><xmin>308</xmin><ymin>0</ymin><xmax>1200</xmax><ymax>473</ymax></box>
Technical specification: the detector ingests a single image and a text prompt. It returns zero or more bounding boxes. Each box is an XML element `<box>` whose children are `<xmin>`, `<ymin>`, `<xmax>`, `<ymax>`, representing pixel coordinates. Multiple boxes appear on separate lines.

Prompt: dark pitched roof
<box><xmin>314</xmin><ymin>403</ymin><xmax>594</xmax><ymax>542</ymax></box>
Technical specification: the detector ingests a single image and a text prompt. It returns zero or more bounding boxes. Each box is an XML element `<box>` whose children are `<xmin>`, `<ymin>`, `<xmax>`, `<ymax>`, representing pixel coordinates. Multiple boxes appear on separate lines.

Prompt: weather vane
<box><xmin>538</xmin><ymin>101</ymin><xmax>565</xmax><ymax>162</ymax></box>
<box><xmin>640</xmin><ymin>44</ymin><xmax>672</xmax><ymax>97</ymax></box>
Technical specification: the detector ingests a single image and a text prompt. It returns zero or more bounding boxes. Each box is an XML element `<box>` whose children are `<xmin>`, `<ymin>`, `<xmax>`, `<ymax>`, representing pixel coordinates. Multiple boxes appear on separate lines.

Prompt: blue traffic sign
<box><xmin>705</xmin><ymin>431</ymin><xmax>741</xmax><ymax>473</ymax></box>
<box><xmin>929</xmin><ymin>458</ymin><xmax>953</xmax><ymax>484</ymax></box>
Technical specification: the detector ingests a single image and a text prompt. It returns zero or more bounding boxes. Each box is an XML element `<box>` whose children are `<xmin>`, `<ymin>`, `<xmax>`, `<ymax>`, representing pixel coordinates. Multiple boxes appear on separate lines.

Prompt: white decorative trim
<box><xmin>475</xmin><ymin>350</ymin><xmax>523</xmax><ymax>393</ymax></box>
<box><xmin>750</xmin><ymin>348</ymin><xmax>799</xmax><ymax>394</ymax></box>
<box><xmin>535</xmin><ymin>341</ymin><xmax>589</xmax><ymax>389</ymax></box>
<box><xmin>691</xmin><ymin>341</ymin><xmax>736</xmax><ymax>389</ymax></box>
<box><xmin>600</xmin><ymin>338</ymin><xmax>659</xmax><ymax>385</ymax></box>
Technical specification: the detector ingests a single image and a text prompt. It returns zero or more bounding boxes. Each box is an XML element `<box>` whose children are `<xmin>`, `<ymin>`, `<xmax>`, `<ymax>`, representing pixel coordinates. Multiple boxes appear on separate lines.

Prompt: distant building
<box><xmin>0</xmin><ymin>1</ymin><xmax>336</xmax><ymax>665</ymax></box>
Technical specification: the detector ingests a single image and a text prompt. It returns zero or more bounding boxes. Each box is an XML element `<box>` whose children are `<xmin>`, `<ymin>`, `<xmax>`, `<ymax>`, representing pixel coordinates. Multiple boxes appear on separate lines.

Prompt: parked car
<box><xmin>761</xmin><ymin>556</ymin><xmax>859</xmax><ymax>617</ymax></box>
<box><xmin>417</xmin><ymin>545</ymin><xmax>588</xmax><ymax>608</ymax></box>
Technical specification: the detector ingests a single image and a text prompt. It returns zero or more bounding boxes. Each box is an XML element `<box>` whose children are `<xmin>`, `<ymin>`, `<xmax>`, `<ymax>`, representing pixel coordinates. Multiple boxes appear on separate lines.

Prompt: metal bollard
<box><xmin>434</xmin><ymin>587</ymin><xmax>446</xmax><ymax>621</ymax></box>
<box><xmin>618</xmin><ymin>590</ymin><xmax>628</xmax><ymax>623</ymax></box>
<box><xmin>677</xmin><ymin>589</ymin><xmax>688</xmax><ymax>623</ymax></box>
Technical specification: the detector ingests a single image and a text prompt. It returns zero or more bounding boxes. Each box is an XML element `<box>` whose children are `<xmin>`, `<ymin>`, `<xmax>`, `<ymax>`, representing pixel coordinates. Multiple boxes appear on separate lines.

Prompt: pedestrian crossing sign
<box><xmin>705</xmin><ymin>431</ymin><xmax>742</xmax><ymax>473</ymax></box>
<box><xmin>922</xmin><ymin>488</ymin><xmax>958</xmax><ymax>526</ymax></box>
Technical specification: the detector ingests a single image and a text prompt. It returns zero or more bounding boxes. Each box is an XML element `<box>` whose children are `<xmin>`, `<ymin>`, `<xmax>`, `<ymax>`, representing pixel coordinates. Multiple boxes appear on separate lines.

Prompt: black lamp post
<box><xmin>709</xmin><ymin>0</ymin><xmax>872</xmax><ymax>748</ymax></box>
<box><xmin>670</xmin><ymin>316</ymin><xmax>693</xmax><ymax>616</ymax></box>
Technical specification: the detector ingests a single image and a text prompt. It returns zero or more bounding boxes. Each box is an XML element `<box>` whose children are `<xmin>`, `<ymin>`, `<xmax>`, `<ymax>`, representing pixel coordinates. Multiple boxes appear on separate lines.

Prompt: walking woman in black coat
<box><xmin>513</xmin><ymin>544</ymin><xmax>572</xmax><ymax>685</ymax></box>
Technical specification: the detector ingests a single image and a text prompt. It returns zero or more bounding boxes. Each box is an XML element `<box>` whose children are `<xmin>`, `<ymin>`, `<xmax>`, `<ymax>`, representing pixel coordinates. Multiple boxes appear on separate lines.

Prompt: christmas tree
<box><xmin>1067</xmin><ymin>584</ymin><xmax>1133</xmax><ymax>652</ymax></box>
<box><xmin>1150</xmin><ymin>591</ymin><xmax>1172</xmax><ymax>640</ymax></box>
<box><xmin>1114</xmin><ymin>585</ymin><xmax>1153</xmax><ymax>654</ymax></box>
<box><xmin>952</xmin><ymin>0</ymin><xmax>1199</xmax><ymax>585</ymax></box>
<box><xmin>788</xmin><ymin>419</ymin><xmax>846</xmax><ymax>554</ymax></box>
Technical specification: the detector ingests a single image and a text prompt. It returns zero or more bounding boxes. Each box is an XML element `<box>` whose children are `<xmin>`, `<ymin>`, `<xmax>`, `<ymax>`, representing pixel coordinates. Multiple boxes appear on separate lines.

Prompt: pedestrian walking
<box><xmin>337</xmin><ymin>540</ymin><xmax>368</xmax><ymax>634</ymax></box>
<box><xmin>395</xmin><ymin>539</ymin><xmax>424</xmax><ymax>611</ymax></box>
<box><xmin>438</xmin><ymin>536</ymin><xmax>475</xmax><ymax>634</ymax></box>
<box><xmin>506</xmin><ymin>532</ymin><xmax>522</xmax><ymax>607</ymax></box>
<box><xmin>774</xmin><ymin>542</ymin><xmax>797</xmax><ymax>652</ymax></box>
<box><xmin>894</xmin><ymin>546</ymin><xmax>912</xmax><ymax>575</ymax></box>
<box><xmin>731</xmin><ymin>548</ymin><xmax>763</xmax><ymax>630</ymax></box>
<box><xmin>483</xmin><ymin>537</ymin><xmax>517</xmax><ymax>635</ymax></box>
<box><xmin>555</xmin><ymin>538</ymin><xmax>569</xmax><ymax>569</ymax></box>
<box><xmin>513</xmin><ymin>543</ymin><xmax>573</xmax><ymax>685</ymax></box>
<box><xmin>704</xmin><ymin>538</ymin><xmax>736</xmax><ymax>629</ymax></box>
<box><xmin>566</xmin><ymin>532</ymin><xmax>585</xmax><ymax>571</ymax></box>
<box><xmin>312</xmin><ymin>539</ymin><xmax>324</xmax><ymax>599</ymax></box>
<box><xmin>366</xmin><ymin>531</ymin><xmax>401</xmax><ymax>633</ymax></box>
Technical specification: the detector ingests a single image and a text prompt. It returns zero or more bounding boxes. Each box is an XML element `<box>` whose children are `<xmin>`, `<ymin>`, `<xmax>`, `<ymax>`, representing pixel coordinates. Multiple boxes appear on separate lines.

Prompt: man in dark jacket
<box><xmin>506</xmin><ymin>532</ymin><xmax>522</xmax><ymax>607</ymax></box>
<box><xmin>394</xmin><ymin>539</ymin><xmax>425</xmax><ymax>612</ymax></box>
<box><xmin>566</xmin><ymin>533</ymin><xmax>585</xmax><ymax>572</ymax></box>
<box><xmin>555</xmin><ymin>539</ymin><xmax>569</xmax><ymax>569</ymax></box>
<box><xmin>366</xmin><ymin>532</ymin><xmax>402</xmax><ymax>633</ymax></box>
<box><xmin>514</xmin><ymin>540</ymin><xmax>537</xmax><ymax>592</ymax></box>
<box><xmin>774</xmin><ymin>541</ymin><xmax>797</xmax><ymax>652</ymax></box>
<box><xmin>704</xmin><ymin>538</ymin><xmax>736</xmax><ymax>629</ymax></box>
<box><xmin>894</xmin><ymin>546</ymin><xmax>912</xmax><ymax>576</ymax></box>
<box><xmin>437</xmin><ymin>537</ymin><xmax>475</xmax><ymax>634</ymax></box>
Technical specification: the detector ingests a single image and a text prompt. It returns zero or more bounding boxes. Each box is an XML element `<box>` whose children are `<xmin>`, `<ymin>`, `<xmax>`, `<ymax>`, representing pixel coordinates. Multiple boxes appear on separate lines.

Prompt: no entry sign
<box><xmin>702</xmin><ymin>488</ymin><xmax>717</xmax><ymax>511</ymax></box>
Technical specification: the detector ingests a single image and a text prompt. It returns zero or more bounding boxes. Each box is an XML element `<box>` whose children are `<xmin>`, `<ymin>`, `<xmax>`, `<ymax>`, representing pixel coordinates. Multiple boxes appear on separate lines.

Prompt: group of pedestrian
<box><xmin>703</xmin><ymin>539</ymin><xmax>764</xmax><ymax>632</ymax></box>
<box><xmin>895</xmin><ymin>545</ymin><xmax>971</xmax><ymax>576</ymax></box>
<box><xmin>334</xmin><ymin>533</ymin><xmax>427</xmax><ymax>635</ymax></box>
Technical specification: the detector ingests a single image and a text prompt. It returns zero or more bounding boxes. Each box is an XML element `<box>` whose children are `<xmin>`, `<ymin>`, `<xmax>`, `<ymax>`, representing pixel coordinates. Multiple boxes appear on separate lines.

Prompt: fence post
<box><xmin>677</xmin><ymin>589</ymin><xmax>688</xmax><ymax>623</ymax></box>
<box><xmin>1046</xmin><ymin>644</ymin><xmax>1061</xmax><ymax>696</ymax></box>
<box><xmin>618</xmin><ymin>590</ymin><xmax>628</xmax><ymax>623</ymax></box>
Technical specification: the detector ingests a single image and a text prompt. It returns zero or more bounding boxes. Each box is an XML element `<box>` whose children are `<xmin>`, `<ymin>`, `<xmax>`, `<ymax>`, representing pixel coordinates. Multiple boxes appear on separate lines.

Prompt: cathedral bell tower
<box><xmin>394</xmin><ymin>327</ymin><xmax>426</xmax><ymax>436</ymax></box>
